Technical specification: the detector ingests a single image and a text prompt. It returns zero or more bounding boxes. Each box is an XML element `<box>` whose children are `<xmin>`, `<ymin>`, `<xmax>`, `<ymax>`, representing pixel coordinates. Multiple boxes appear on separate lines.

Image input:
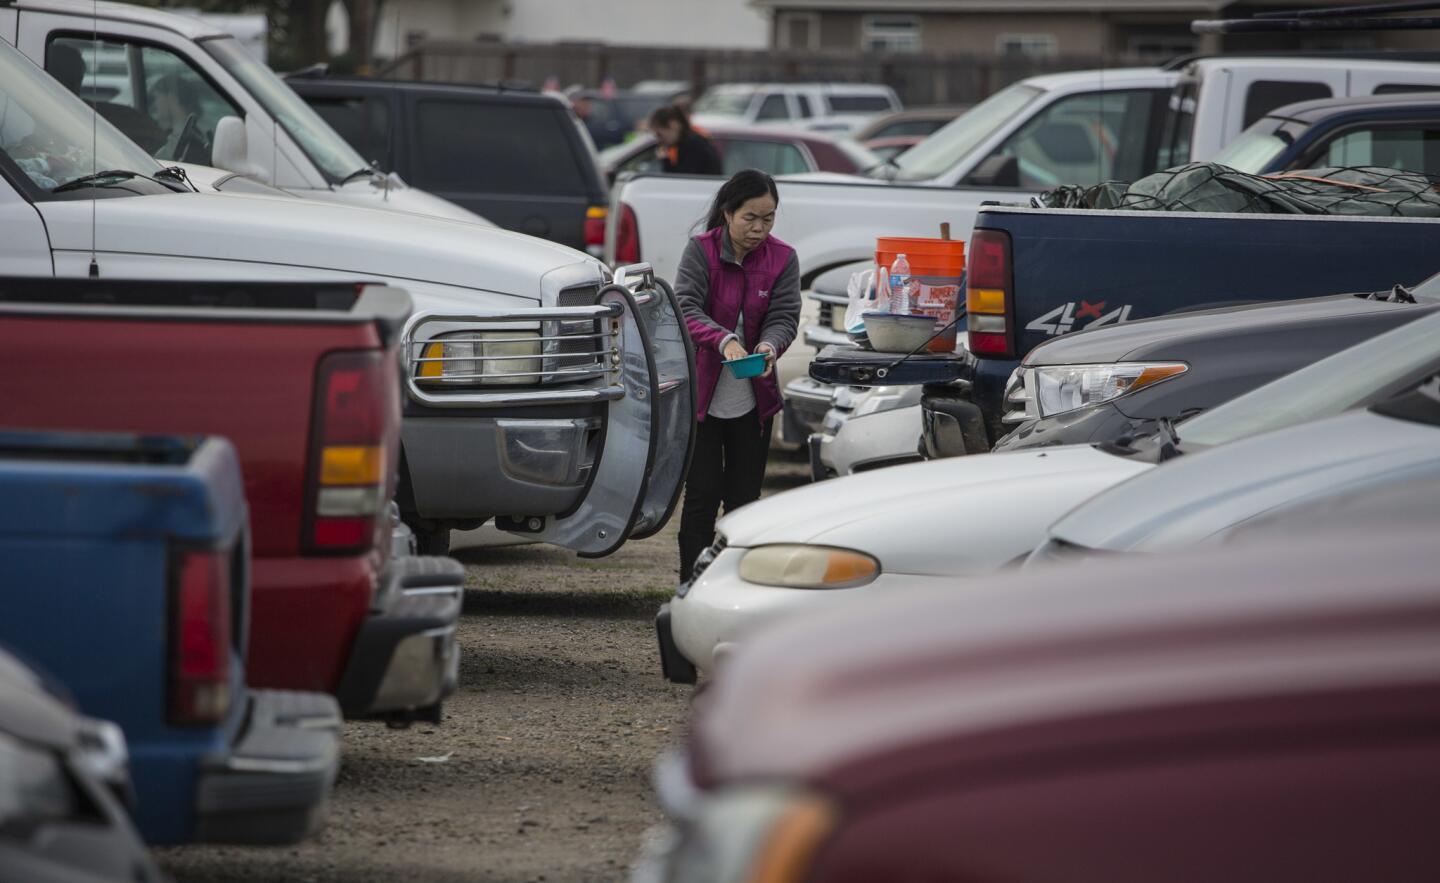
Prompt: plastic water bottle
<box><xmin>889</xmin><ymin>253</ymin><xmax>912</xmax><ymax>314</ymax></box>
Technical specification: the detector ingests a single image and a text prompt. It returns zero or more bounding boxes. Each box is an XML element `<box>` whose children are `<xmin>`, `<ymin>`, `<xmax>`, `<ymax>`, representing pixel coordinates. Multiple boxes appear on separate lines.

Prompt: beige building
<box><xmin>754</xmin><ymin>0</ymin><xmax>1438</xmax><ymax>62</ymax></box>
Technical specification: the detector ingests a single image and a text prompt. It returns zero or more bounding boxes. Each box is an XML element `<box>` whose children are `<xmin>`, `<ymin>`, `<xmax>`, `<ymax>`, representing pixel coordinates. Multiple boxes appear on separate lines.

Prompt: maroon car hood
<box><xmin>689</xmin><ymin>529</ymin><xmax>1440</xmax><ymax>788</ymax></box>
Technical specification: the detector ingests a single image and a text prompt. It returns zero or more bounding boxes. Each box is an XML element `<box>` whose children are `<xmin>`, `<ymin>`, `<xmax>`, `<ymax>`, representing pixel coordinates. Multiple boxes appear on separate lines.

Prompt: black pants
<box><xmin>678</xmin><ymin>409</ymin><xmax>772</xmax><ymax>580</ymax></box>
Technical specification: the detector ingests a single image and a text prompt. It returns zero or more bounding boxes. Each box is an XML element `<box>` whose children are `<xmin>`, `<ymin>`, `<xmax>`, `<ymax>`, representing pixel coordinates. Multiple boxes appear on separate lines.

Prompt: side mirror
<box><xmin>211</xmin><ymin>116</ymin><xmax>256</xmax><ymax>175</ymax></box>
<box><xmin>964</xmin><ymin>154</ymin><xmax>1020</xmax><ymax>189</ymax></box>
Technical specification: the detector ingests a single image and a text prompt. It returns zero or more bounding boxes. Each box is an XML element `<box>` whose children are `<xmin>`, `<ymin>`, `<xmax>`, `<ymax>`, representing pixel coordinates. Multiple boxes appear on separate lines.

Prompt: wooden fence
<box><xmin>384</xmin><ymin>41</ymin><xmax>1153</xmax><ymax>106</ymax></box>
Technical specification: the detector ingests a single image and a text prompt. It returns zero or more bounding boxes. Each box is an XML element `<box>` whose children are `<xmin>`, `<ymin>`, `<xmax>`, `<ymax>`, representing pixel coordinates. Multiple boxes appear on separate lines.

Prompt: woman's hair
<box><xmin>703</xmin><ymin>169</ymin><xmax>780</xmax><ymax>231</ymax></box>
<box><xmin>648</xmin><ymin>104</ymin><xmax>691</xmax><ymax>135</ymax></box>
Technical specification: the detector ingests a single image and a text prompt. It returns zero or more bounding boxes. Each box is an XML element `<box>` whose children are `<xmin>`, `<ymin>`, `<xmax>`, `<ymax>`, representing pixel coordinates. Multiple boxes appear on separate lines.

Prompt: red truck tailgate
<box><xmin>0</xmin><ymin>280</ymin><xmax>409</xmax><ymax>694</ymax></box>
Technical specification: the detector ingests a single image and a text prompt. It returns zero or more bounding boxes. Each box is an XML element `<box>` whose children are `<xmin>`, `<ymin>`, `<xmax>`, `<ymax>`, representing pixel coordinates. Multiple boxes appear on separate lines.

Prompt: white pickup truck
<box><xmin>610</xmin><ymin>57</ymin><xmax>1440</xmax><ymax>288</ymax></box>
<box><xmin>0</xmin><ymin>36</ymin><xmax>692</xmax><ymax>558</ymax></box>
<box><xmin>1</xmin><ymin>0</ymin><xmax>489</xmax><ymax>225</ymax></box>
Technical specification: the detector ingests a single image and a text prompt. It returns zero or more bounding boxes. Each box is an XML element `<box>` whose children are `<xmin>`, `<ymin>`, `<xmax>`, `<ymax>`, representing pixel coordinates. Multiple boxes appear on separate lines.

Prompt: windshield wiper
<box><xmin>1154</xmin><ymin>416</ymin><xmax>1182</xmax><ymax>462</ymax></box>
<box><xmin>1357</xmin><ymin>284</ymin><xmax>1417</xmax><ymax>304</ymax></box>
<box><xmin>51</xmin><ymin>169</ymin><xmax>145</xmax><ymax>194</ymax></box>
<box><xmin>339</xmin><ymin>166</ymin><xmax>377</xmax><ymax>185</ymax></box>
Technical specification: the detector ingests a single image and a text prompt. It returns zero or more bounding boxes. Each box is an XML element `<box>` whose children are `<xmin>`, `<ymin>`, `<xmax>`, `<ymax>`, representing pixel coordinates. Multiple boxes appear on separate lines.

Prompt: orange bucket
<box><xmin>874</xmin><ymin>236</ymin><xmax>965</xmax><ymax>352</ymax></box>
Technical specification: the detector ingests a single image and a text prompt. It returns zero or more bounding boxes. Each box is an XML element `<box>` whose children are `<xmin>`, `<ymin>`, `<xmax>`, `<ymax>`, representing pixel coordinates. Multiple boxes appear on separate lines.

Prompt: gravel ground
<box><xmin>159</xmin><ymin>455</ymin><xmax>810</xmax><ymax>883</ymax></box>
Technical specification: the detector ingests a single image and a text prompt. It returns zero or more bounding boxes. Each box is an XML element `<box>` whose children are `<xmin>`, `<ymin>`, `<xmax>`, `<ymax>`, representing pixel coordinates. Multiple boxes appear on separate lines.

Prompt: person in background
<box><xmin>649</xmin><ymin>104</ymin><xmax>723</xmax><ymax>176</ymax></box>
<box><xmin>569</xmin><ymin>92</ymin><xmax>608</xmax><ymax>147</ymax></box>
<box><xmin>674</xmin><ymin>169</ymin><xmax>800</xmax><ymax>578</ymax></box>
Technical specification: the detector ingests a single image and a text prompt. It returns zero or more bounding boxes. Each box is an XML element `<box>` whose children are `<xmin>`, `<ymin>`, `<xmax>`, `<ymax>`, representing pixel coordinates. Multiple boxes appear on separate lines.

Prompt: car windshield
<box><xmin>1178</xmin><ymin>292</ymin><xmax>1440</xmax><ymax>448</ymax></box>
<box><xmin>693</xmin><ymin>90</ymin><xmax>754</xmax><ymax>117</ymax></box>
<box><xmin>0</xmin><ymin>40</ymin><xmax>159</xmax><ymax>193</ymax></box>
<box><xmin>1211</xmin><ymin>120</ymin><xmax>1290</xmax><ymax>174</ymax></box>
<box><xmin>202</xmin><ymin>36</ymin><xmax>369</xmax><ymax>183</ymax></box>
<box><xmin>889</xmin><ymin>84</ymin><xmax>1042</xmax><ymax>181</ymax></box>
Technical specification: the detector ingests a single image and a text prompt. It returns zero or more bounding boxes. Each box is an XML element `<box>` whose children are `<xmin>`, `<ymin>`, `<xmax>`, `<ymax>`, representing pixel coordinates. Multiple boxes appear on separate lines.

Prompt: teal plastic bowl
<box><xmin>723</xmin><ymin>352</ymin><xmax>768</xmax><ymax>379</ymax></box>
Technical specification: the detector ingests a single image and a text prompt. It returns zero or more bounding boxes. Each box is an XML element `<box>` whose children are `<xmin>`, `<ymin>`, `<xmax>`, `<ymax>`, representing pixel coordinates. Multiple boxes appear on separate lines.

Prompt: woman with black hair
<box><xmin>649</xmin><ymin>104</ymin><xmax>723</xmax><ymax>176</ymax></box>
<box><xmin>674</xmin><ymin>169</ymin><xmax>801</xmax><ymax>579</ymax></box>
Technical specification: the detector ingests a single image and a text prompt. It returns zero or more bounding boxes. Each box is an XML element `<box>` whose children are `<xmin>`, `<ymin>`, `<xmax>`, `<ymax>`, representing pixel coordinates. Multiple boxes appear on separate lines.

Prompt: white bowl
<box><xmin>862</xmin><ymin>312</ymin><xmax>935</xmax><ymax>353</ymax></box>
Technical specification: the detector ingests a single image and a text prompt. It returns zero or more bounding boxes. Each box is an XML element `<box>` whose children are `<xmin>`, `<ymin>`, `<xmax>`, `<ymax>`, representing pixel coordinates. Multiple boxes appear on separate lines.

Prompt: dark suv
<box><xmin>287</xmin><ymin>74</ymin><xmax>609</xmax><ymax>254</ymax></box>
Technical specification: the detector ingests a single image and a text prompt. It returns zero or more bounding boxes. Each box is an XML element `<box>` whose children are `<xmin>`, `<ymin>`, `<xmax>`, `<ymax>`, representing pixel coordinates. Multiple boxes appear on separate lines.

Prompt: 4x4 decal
<box><xmin>1026</xmin><ymin>300</ymin><xmax>1134</xmax><ymax>336</ymax></box>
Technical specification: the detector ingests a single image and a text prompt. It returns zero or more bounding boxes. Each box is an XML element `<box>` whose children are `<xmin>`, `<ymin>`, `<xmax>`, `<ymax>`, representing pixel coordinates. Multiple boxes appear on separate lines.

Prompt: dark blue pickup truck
<box><xmin>808</xmin><ymin>205</ymin><xmax>1440</xmax><ymax>456</ymax></box>
<box><xmin>0</xmin><ymin>431</ymin><xmax>341</xmax><ymax>846</ymax></box>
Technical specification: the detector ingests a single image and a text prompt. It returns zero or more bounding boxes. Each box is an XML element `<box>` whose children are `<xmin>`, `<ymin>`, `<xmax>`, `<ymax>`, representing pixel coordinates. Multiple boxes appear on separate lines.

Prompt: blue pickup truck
<box><xmin>813</xmin><ymin>204</ymin><xmax>1440</xmax><ymax>454</ymax></box>
<box><xmin>0</xmin><ymin>431</ymin><xmax>341</xmax><ymax>845</ymax></box>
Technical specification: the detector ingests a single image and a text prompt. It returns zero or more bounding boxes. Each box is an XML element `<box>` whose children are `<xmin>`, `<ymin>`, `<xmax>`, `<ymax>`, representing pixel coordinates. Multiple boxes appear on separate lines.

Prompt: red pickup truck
<box><xmin>0</xmin><ymin>278</ymin><xmax>464</xmax><ymax>723</ymax></box>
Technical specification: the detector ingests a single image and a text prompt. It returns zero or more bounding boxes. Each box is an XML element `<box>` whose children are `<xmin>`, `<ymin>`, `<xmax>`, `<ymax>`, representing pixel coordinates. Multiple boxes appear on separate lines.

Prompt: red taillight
<box><xmin>966</xmin><ymin>229</ymin><xmax>1014</xmax><ymax>359</ymax></box>
<box><xmin>615</xmin><ymin>202</ymin><xmax>640</xmax><ymax>264</ymax></box>
<box><xmin>584</xmin><ymin>206</ymin><xmax>607</xmax><ymax>257</ymax></box>
<box><xmin>306</xmin><ymin>350</ymin><xmax>391</xmax><ymax>554</ymax></box>
<box><xmin>170</xmin><ymin>547</ymin><xmax>232</xmax><ymax>726</ymax></box>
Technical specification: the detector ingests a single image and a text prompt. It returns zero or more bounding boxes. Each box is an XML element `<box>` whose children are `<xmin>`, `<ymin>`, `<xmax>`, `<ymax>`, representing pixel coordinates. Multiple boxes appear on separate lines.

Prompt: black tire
<box><xmin>411</xmin><ymin>524</ymin><xmax>451</xmax><ymax>557</ymax></box>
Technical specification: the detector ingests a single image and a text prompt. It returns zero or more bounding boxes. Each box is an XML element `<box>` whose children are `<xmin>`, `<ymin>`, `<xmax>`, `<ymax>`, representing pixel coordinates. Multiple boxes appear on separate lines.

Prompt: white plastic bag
<box><xmin>843</xmin><ymin>267</ymin><xmax>877</xmax><ymax>333</ymax></box>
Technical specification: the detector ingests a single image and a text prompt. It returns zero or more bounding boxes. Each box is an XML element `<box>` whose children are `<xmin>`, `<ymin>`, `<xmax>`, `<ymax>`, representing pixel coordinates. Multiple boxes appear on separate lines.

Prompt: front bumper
<box><xmin>782</xmin><ymin>375</ymin><xmax>836</xmax><ymax>445</ymax></box>
<box><xmin>194</xmin><ymin>688</ymin><xmax>341</xmax><ymax>845</ymax></box>
<box><xmin>334</xmin><ymin>554</ymin><xmax>464</xmax><ymax>722</ymax></box>
<box><xmin>813</xmin><ymin>402</ymin><xmax>925</xmax><ymax>478</ymax></box>
<box><xmin>920</xmin><ymin>386</ymin><xmax>991</xmax><ymax>459</ymax></box>
<box><xmin>402</xmin><ymin>413</ymin><xmax>601</xmax><ymax>522</ymax></box>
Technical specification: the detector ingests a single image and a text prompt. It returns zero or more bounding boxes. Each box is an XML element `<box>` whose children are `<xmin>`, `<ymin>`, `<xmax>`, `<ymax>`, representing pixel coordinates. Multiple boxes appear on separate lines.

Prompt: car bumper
<box><xmin>401</xmin><ymin>412</ymin><xmax>600</xmax><ymax>522</ymax></box>
<box><xmin>782</xmin><ymin>376</ymin><xmax>835</xmax><ymax>445</ymax></box>
<box><xmin>920</xmin><ymin>386</ymin><xmax>991</xmax><ymax>459</ymax></box>
<box><xmin>663</xmin><ymin>549</ymin><xmax>898</xmax><ymax>679</ymax></box>
<box><xmin>194</xmin><ymin>688</ymin><xmax>341</xmax><ymax>845</ymax></box>
<box><xmin>815</xmin><ymin>403</ymin><xmax>925</xmax><ymax>477</ymax></box>
<box><xmin>335</xmin><ymin>554</ymin><xmax>464</xmax><ymax>722</ymax></box>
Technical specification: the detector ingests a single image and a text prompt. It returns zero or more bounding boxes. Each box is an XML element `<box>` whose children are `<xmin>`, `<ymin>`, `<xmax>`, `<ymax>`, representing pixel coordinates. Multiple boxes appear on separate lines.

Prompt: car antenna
<box><xmin>88</xmin><ymin>0</ymin><xmax>99</xmax><ymax>278</ymax></box>
<box><xmin>384</xmin><ymin>1</ymin><xmax>402</xmax><ymax>203</ymax></box>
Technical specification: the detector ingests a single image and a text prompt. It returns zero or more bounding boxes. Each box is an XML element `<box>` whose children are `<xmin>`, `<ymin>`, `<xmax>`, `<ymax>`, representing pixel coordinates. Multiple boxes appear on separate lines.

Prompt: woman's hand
<box><xmin>722</xmin><ymin>338</ymin><xmax>748</xmax><ymax>362</ymax></box>
<box><xmin>755</xmin><ymin>342</ymin><xmax>777</xmax><ymax>378</ymax></box>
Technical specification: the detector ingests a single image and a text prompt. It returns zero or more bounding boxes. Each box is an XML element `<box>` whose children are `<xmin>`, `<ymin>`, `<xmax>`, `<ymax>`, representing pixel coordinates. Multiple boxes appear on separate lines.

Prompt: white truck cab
<box><xmin>691</xmin><ymin>82</ymin><xmax>901</xmax><ymax>134</ymax></box>
<box><xmin>3</xmin><ymin>0</ymin><xmax>491</xmax><ymax>225</ymax></box>
<box><xmin>1167</xmin><ymin>56</ymin><xmax>1440</xmax><ymax>162</ymax></box>
<box><xmin>0</xmin><ymin>35</ymin><xmax>693</xmax><ymax>557</ymax></box>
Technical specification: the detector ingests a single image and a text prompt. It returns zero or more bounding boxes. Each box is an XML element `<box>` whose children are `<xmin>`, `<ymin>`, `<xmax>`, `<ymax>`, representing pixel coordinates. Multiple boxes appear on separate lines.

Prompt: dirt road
<box><xmin>160</xmin><ymin>457</ymin><xmax>809</xmax><ymax>883</ymax></box>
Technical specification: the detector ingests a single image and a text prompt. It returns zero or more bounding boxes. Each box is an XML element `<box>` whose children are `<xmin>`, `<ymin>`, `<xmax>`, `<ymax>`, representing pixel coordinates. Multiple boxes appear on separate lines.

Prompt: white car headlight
<box><xmin>415</xmin><ymin>331</ymin><xmax>541</xmax><ymax>387</ymax></box>
<box><xmin>1032</xmin><ymin>362</ymin><xmax>1187</xmax><ymax>418</ymax></box>
<box><xmin>738</xmin><ymin>544</ymin><xmax>879</xmax><ymax>589</ymax></box>
<box><xmin>661</xmin><ymin>786</ymin><xmax>836</xmax><ymax>883</ymax></box>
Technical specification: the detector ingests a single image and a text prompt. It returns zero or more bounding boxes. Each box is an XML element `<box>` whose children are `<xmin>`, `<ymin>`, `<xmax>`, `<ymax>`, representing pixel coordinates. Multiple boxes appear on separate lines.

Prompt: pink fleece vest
<box><xmin>687</xmin><ymin>227</ymin><xmax>794</xmax><ymax>422</ymax></box>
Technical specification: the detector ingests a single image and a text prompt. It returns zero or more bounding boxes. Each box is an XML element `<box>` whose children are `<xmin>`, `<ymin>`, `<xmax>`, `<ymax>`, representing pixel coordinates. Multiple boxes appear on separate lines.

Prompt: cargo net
<box><xmin>1037</xmin><ymin>163</ymin><xmax>1440</xmax><ymax>217</ymax></box>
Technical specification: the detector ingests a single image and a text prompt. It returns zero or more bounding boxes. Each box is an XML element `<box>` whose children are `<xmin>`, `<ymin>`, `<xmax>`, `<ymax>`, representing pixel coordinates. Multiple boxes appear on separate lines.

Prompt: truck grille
<box><xmin>817</xmin><ymin>301</ymin><xmax>835</xmax><ymax>331</ymax></box>
<box><xmin>552</xmin><ymin>285</ymin><xmax>606</xmax><ymax>376</ymax></box>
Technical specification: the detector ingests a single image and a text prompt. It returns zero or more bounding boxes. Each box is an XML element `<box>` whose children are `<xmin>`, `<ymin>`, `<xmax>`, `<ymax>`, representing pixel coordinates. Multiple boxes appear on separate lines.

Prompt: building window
<box><xmin>997</xmin><ymin>33</ymin><xmax>1058</xmax><ymax>58</ymax></box>
<box><xmin>1126</xmin><ymin>35</ymin><xmax>1197</xmax><ymax>61</ymax></box>
<box><xmin>863</xmin><ymin>16</ymin><xmax>920</xmax><ymax>54</ymax></box>
<box><xmin>777</xmin><ymin>11</ymin><xmax>820</xmax><ymax>51</ymax></box>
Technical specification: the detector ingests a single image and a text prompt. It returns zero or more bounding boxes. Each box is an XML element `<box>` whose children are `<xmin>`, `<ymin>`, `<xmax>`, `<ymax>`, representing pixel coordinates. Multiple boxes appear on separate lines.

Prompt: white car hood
<box><xmin>718</xmin><ymin>445</ymin><xmax>1152</xmax><ymax>575</ymax></box>
<box><xmin>313</xmin><ymin>176</ymin><xmax>498</xmax><ymax>227</ymax></box>
<box><xmin>41</xmin><ymin>191</ymin><xmax>595</xmax><ymax>300</ymax></box>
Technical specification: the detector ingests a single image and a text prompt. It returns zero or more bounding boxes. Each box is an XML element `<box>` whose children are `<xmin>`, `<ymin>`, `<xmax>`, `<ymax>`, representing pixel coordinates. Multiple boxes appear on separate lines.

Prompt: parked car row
<box><xmin>0</xmin><ymin>2</ymin><xmax>696</xmax><ymax>874</ymax></box>
<box><xmin>633</xmin><ymin>41</ymin><xmax>1440</xmax><ymax>880</ymax></box>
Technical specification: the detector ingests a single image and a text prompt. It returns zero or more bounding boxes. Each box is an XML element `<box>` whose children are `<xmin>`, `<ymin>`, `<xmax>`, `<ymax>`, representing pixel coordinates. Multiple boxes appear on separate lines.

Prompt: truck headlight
<box><xmin>738</xmin><ymin>544</ymin><xmax>879</xmax><ymax>589</ymax></box>
<box><xmin>415</xmin><ymin>331</ymin><xmax>541</xmax><ymax>387</ymax></box>
<box><xmin>663</xmin><ymin>786</ymin><xmax>835</xmax><ymax>883</ymax></box>
<box><xmin>1032</xmin><ymin>362</ymin><xmax>1187</xmax><ymax>418</ymax></box>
